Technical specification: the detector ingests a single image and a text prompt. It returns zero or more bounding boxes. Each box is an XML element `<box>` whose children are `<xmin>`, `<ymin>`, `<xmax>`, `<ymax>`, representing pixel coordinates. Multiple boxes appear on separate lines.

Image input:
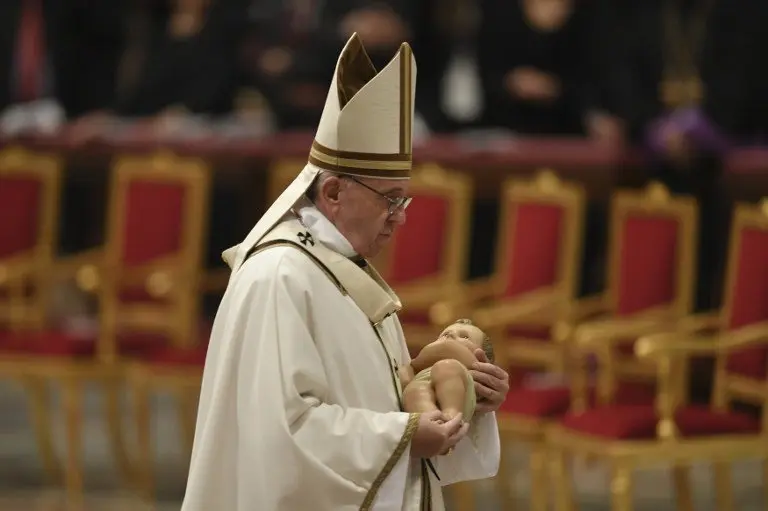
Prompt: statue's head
<box><xmin>439</xmin><ymin>318</ymin><xmax>495</xmax><ymax>364</ymax></box>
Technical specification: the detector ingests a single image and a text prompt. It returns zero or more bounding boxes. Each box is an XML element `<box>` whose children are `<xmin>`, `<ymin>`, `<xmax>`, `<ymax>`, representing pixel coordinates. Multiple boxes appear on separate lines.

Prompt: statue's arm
<box><xmin>398</xmin><ymin>364</ymin><xmax>416</xmax><ymax>387</ymax></box>
<box><xmin>410</xmin><ymin>340</ymin><xmax>477</xmax><ymax>373</ymax></box>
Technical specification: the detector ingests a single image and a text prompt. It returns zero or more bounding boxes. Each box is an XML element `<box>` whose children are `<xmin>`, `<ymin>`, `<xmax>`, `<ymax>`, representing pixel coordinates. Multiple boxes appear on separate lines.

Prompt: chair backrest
<box><xmin>492</xmin><ymin>169</ymin><xmax>585</xmax><ymax>302</ymax></box>
<box><xmin>99</xmin><ymin>151</ymin><xmax>211</xmax><ymax>352</ymax></box>
<box><xmin>0</xmin><ymin>146</ymin><xmax>61</xmax><ymax>330</ymax></box>
<box><xmin>715</xmin><ymin>200</ymin><xmax>768</xmax><ymax>404</ymax></box>
<box><xmin>605</xmin><ymin>182</ymin><xmax>698</xmax><ymax>317</ymax></box>
<box><xmin>374</xmin><ymin>164</ymin><xmax>472</xmax><ymax>295</ymax></box>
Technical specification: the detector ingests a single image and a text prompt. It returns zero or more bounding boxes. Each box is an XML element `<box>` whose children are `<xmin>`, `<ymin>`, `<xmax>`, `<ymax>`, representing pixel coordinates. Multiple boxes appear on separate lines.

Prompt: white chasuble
<box><xmin>181</xmin><ymin>206</ymin><xmax>500</xmax><ymax>511</ymax></box>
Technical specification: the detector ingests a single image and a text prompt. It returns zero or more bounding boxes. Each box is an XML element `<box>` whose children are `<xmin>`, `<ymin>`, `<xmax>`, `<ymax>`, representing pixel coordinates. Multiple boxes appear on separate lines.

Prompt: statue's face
<box><xmin>439</xmin><ymin>323</ymin><xmax>486</xmax><ymax>353</ymax></box>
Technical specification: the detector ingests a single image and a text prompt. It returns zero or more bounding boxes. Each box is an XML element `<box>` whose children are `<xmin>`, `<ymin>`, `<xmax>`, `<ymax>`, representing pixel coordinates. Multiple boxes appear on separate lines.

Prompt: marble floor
<box><xmin>0</xmin><ymin>381</ymin><xmax>766</xmax><ymax>511</ymax></box>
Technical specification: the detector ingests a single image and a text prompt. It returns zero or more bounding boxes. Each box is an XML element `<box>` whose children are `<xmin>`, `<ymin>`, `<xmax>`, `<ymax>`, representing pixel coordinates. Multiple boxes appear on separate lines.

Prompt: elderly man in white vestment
<box><xmin>181</xmin><ymin>33</ymin><xmax>509</xmax><ymax>511</ymax></box>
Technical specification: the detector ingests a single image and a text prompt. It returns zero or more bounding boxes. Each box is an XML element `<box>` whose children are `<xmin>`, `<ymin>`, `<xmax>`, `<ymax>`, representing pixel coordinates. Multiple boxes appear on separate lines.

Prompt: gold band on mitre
<box><xmin>308</xmin><ymin>140</ymin><xmax>411</xmax><ymax>179</ymax></box>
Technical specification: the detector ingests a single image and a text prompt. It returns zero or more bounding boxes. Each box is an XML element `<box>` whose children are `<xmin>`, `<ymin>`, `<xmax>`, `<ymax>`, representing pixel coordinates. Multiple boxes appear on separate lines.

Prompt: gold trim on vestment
<box><xmin>399</xmin><ymin>43</ymin><xmax>413</xmax><ymax>156</ymax></box>
<box><xmin>243</xmin><ymin>241</ymin><xmax>348</xmax><ymax>295</ymax></box>
<box><xmin>361</xmin><ymin>412</ymin><xmax>421</xmax><ymax>511</ymax></box>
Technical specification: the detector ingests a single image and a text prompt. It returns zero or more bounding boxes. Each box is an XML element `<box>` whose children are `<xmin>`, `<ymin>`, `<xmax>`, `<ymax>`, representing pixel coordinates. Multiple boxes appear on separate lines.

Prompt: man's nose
<box><xmin>390</xmin><ymin>208</ymin><xmax>406</xmax><ymax>225</ymax></box>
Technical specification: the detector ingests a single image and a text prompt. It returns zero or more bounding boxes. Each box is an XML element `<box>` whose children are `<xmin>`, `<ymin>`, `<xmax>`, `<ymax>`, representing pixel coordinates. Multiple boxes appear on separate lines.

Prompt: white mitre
<box><xmin>222</xmin><ymin>33</ymin><xmax>417</xmax><ymax>274</ymax></box>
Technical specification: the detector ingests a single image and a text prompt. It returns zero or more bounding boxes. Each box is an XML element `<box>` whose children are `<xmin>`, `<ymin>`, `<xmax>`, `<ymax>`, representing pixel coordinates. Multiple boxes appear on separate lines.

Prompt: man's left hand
<box><xmin>470</xmin><ymin>349</ymin><xmax>510</xmax><ymax>414</ymax></box>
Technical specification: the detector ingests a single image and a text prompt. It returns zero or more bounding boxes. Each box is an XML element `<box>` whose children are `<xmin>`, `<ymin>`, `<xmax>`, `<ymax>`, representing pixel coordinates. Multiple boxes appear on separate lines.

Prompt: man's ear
<box><xmin>320</xmin><ymin>176</ymin><xmax>343</xmax><ymax>204</ymax></box>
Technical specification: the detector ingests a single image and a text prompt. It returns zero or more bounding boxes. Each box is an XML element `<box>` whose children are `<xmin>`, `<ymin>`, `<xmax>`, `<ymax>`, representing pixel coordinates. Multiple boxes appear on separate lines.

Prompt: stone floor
<box><xmin>0</xmin><ymin>381</ymin><xmax>765</xmax><ymax>510</ymax></box>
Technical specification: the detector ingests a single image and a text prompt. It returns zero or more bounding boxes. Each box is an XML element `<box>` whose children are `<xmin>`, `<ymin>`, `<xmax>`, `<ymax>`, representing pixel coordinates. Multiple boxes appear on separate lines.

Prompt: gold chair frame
<box><xmin>0</xmin><ymin>151</ymin><xmax>210</xmax><ymax>503</ymax></box>
<box><xmin>108</xmin><ymin>152</ymin><xmax>212</xmax><ymax>500</ymax></box>
<box><xmin>451</xmin><ymin>170</ymin><xmax>587</xmax><ymax>511</ymax></box>
<box><xmin>546</xmin><ymin>200</ymin><xmax>768</xmax><ymax>511</ymax></box>
<box><xmin>0</xmin><ymin>145</ymin><xmax>65</xmax><ymax>489</ymax></box>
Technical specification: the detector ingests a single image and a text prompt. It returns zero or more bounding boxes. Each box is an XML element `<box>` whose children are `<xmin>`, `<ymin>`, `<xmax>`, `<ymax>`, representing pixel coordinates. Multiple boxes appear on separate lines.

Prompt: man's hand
<box><xmin>505</xmin><ymin>67</ymin><xmax>561</xmax><ymax>102</ymax></box>
<box><xmin>470</xmin><ymin>349</ymin><xmax>510</xmax><ymax>414</ymax></box>
<box><xmin>586</xmin><ymin>111</ymin><xmax>626</xmax><ymax>146</ymax></box>
<box><xmin>410</xmin><ymin>411</ymin><xmax>469</xmax><ymax>458</ymax></box>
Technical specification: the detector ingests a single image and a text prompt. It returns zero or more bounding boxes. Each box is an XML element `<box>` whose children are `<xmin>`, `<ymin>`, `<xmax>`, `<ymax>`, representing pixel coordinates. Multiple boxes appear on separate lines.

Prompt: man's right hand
<box><xmin>410</xmin><ymin>411</ymin><xmax>469</xmax><ymax>458</ymax></box>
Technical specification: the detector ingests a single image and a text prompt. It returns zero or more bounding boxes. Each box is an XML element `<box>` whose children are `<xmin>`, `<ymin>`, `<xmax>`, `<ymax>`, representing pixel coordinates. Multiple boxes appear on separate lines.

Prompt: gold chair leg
<box><xmin>104</xmin><ymin>378</ymin><xmax>134</xmax><ymax>485</ymax></box>
<box><xmin>23</xmin><ymin>378</ymin><xmax>63</xmax><ymax>484</ymax></box>
<box><xmin>550</xmin><ymin>448</ymin><xmax>575</xmax><ymax>511</ymax></box>
<box><xmin>713</xmin><ymin>463</ymin><xmax>732</xmax><ymax>511</ymax></box>
<box><xmin>529</xmin><ymin>442</ymin><xmax>548</xmax><ymax>511</ymax></box>
<box><xmin>61</xmin><ymin>379</ymin><xmax>84</xmax><ymax>506</ymax></box>
<box><xmin>672</xmin><ymin>465</ymin><xmax>694</xmax><ymax>511</ymax></box>
<box><xmin>449</xmin><ymin>481</ymin><xmax>476</xmax><ymax>511</ymax></box>
<box><xmin>495</xmin><ymin>437</ymin><xmax>516</xmax><ymax>510</ymax></box>
<box><xmin>610</xmin><ymin>464</ymin><xmax>633</xmax><ymax>511</ymax></box>
<box><xmin>132</xmin><ymin>379</ymin><xmax>154</xmax><ymax>501</ymax></box>
<box><xmin>762</xmin><ymin>459</ymin><xmax>768</xmax><ymax>508</ymax></box>
<box><xmin>176</xmin><ymin>387</ymin><xmax>198</xmax><ymax>459</ymax></box>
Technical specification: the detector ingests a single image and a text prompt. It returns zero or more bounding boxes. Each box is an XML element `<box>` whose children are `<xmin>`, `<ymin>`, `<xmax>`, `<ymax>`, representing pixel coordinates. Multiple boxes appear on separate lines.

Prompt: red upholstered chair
<box><xmin>425</xmin><ymin>170</ymin><xmax>587</xmax><ymax>510</ymax></box>
<box><xmin>1</xmin><ymin>151</ymin><xmax>211</xmax><ymax>502</ymax></box>
<box><xmin>548</xmin><ymin>199</ymin><xmax>768</xmax><ymax>511</ymax></box>
<box><xmin>99</xmin><ymin>153</ymin><xmax>212</xmax><ymax>500</ymax></box>
<box><xmin>461</xmin><ymin>179</ymin><xmax>698</xmax><ymax>511</ymax></box>
<box><xmin>0</xmin><ymin>146</ymin><xmax>65</xmax><ymax>487</ymax></box>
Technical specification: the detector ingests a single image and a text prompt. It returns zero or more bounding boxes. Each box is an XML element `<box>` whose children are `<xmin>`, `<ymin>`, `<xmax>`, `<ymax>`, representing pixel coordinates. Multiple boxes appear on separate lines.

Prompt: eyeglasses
<box><xmin>344</xmin><ymin>176</ymin><xmax>412</xmax><ymax>216</ymax></box>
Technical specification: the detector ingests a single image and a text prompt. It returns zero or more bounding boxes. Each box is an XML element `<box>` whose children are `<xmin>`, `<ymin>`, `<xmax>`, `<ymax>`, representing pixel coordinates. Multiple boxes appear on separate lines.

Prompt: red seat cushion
<box><xmin>0</xmin><ymin>330</ymin><xmax>95</xmax><ymax>356</ymax></box>
<box><xmin>500</xmin><ymin>382</ymin><xmax>655</xmax><ymax>418</ymax></box>
<box><xmin>0</xmin><ymin>326</ymin><xmax>211</xmax><ymax>360</ymax></box>
<box><xmin>143</xmin><ymin>345</ymin><xmax>208</xmax><ymax>366</ymax></box>
<box><xmin>560</xmin><ymin>405</ymin><xmax>760</xmax><ymax>439</ymax></box>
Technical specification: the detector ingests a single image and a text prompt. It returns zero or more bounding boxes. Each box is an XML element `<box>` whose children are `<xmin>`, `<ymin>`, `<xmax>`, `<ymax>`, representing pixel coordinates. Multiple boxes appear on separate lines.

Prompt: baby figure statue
<box><xmin>398</xmin><ymin>319</ymin><xmax>494</xmax><ymax>422</ymax></box>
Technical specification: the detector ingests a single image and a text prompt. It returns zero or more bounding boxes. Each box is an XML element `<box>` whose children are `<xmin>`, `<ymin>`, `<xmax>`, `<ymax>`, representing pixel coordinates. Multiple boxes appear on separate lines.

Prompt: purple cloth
<box><xmin>646</xmin><ymin>107</ymin><xmax>732</xmax><ymax>157</ymax></box>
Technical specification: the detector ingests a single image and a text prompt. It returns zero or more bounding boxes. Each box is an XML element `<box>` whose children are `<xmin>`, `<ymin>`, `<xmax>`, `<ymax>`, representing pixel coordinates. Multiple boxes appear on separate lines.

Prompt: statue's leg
<box><xmin>403</xmin><ymin>380</ymin><xmax>440</xmax><ymax>415</ymax></box>
<box><xmin>431</xmin><ymin>359</ymin><xmax>469</xmax><ymax>421</ymax></box>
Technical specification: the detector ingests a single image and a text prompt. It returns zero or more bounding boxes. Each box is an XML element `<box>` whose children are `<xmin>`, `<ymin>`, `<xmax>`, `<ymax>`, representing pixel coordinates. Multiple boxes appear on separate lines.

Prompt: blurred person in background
<box><xmin>112</xmin><ymin>0</ymin><xmax>248</xmax><ymax>122</ymax></box>
<box><xmin>609</xmin><ymin>0</ymin><xmax>768</xmax><ymax>312</ymax></box>
<box><xmin>0</xmin><ymin>0</ymin><xmax>125</xmax><ymax>133</ymax></box>
<box><xmin>238</xmin><ymin>0</ymin><xmax>417</xmax><ymax>130</ymax></box>
<box><xmin>607</xmin><ymin>0</ymin><xmax>768</xmax><ymax>403</ymax></box>
<box><xmin>475</xmin><ymin>0</ymin><xmax>625</xmax><ymax>142</ymax></box>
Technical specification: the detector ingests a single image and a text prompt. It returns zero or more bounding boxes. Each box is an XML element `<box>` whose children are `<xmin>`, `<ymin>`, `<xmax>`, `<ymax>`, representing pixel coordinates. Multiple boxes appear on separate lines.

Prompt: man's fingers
<box><xmin>470</xmin><ymin>370</ymin><xmax>497</xmax><ymax>388</ymax></box>
<box><xmin>442</xmin><ymin>414</ymin><xmax>463</xmax><ymax>434</ymax></box>
<box><xmin>474</xmin><ymin>348</ymin><xmax>489</xmax><ymax>363</ymax></box>
<box><xmin>446</xmin><ymin>422</ymin><xmax>470</xmax><ymax>446</ymax></box>
<box><xmin>424</xmin><ymin>409</ymin><xmax>445</xmax><ymax>422</ymax></box>
<box><xmin>473</xmin><ymin>362</ymin><xmax>509</xmax><ymax>381</ymax></box>
<box><xmin>474</xmin><ymin>382</ymin><xmax>496</xmax><ymax>400</ymax></box>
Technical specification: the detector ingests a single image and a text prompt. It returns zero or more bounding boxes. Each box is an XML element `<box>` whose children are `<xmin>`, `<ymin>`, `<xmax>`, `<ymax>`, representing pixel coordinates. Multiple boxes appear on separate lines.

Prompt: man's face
<box><xmin>320</xmin><ymin>174</ymin><xmax>409</xmax><ymax>258</ymax></box>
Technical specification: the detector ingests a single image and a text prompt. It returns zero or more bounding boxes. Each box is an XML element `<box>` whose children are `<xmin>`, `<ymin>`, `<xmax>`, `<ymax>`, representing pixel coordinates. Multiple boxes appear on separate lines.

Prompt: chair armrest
<box><xmin>468</xmin><ymin>287</ymin><xmax>566</xmax><ymax>330</ymax></box>
<box><xmin>636</xmin><ymin>321</ymin><xmax>768</xmax><ymax>360</ymax></box>
<box><xmin>574</xmin><ymin>306</ymin><xmax>681</xmax><ymax>350</ymax></box>
<box><xmin>428</xmin><ymin>276</ymin><xmax>499</xmax><ymax>325</ymax></box>
<box><xmin>0</xmin><ymin>252</ymin><xmax>37</xmax><ymax>284</ymax></box>
<box><xmin>565</xmin><ymin>293</ymin><xmax>612</xmax><ymax>321</ymax></box>
<box><xmin>676</xmin><ymin>311</ymin><xmax>723</xmax><ymax>334</ymax></box>
<box><xmin>52</xmin><ymin>248</ymin><xmax>105</xmax><ymax>284</ymax></box>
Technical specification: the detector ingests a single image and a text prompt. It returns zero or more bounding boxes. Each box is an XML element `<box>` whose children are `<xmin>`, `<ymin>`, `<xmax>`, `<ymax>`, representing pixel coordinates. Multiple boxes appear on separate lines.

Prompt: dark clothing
<box><xmin>115</xmin><ymin>0</ymin><xmax>249</xmax><ymax>117</ymax></box>
<box><xmin>610</xmin><ymin>0</ymin><xmax>768</xmax><ymax>141</ymax></box>
<box><xmin>240</xmin><ymin>0</ymin><xmax>419</xmax><ymax>129</ymax></box>
<box><xmin>0</xmin><ymin>0</ymin><xmax>124</xmax><ymax>117</ymax></box>
<box><xmin>476</xmin><ymin>0</ymin><xmax>600</xmax><ymax>135</ymax></box>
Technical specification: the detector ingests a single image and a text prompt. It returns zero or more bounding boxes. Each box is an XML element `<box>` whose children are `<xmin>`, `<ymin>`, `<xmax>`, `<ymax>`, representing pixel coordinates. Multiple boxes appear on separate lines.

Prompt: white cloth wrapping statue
<box><xmin>181</xmin><ymin>204</ymin><xmax>500</xmax><ymax>511</ymax></box>
<box><xmin>181</xmin><ymin>33</ymin><xmax>500</xmax><ymax>511</ymax></box>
